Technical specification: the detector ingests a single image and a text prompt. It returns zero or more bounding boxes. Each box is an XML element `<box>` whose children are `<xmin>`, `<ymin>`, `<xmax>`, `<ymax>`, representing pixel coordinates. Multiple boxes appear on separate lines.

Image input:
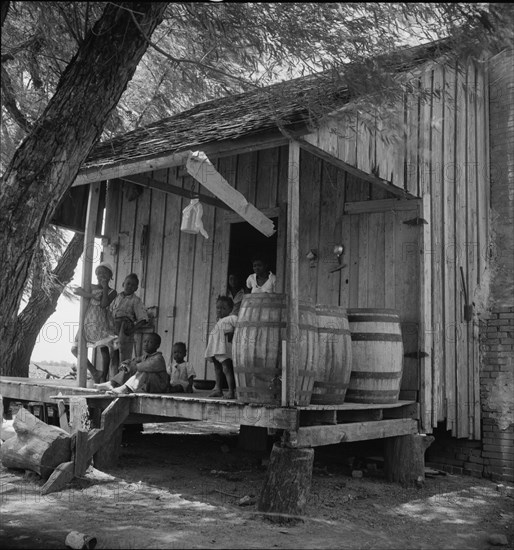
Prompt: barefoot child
<box><xmin>71</xmin><ymin>262</ymin><xmax>117</xmax><ymax>383</ymax></box>
<box><xmin>96</xmin><ymin>332</ymin><xmax>168</xmax><ymax>394</ymax></box>
<box><xmin>110</xmin><ymin>273</ymin><xmax>148</xmax><ymax>375</ymax></box>
<box><xmin>205</xmin><ymin>296</ymin><xmax>238</xmax><ymax>399</ymax></box>
<box><xmin>246</xmin><ymin>256</ymin><xmax>276</xmax><ymax>294</ymax></box>
<box><xmin>168</xmin><ymin>342</ymin><xmax>196</xmax><ymax>393</ymax></box>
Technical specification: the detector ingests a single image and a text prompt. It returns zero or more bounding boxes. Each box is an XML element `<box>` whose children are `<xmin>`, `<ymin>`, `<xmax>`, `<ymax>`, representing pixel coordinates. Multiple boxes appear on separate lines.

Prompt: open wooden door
<box><xmin>342</xmin><ymin>200</ymin><xmax>422</xmax><ymax>406</ymax></box>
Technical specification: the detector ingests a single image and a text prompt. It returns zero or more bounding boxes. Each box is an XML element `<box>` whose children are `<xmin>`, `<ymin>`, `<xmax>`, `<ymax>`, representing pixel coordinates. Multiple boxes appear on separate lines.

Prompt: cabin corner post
<box><xmin>77</xmin><ymin>181</ymin><xmax>102</xmax><ymax>387</ymax></box>
<box><xmin>285</xmin><ymin>141</ymin><xmax>301</xmax><ymax>407</ymax></box>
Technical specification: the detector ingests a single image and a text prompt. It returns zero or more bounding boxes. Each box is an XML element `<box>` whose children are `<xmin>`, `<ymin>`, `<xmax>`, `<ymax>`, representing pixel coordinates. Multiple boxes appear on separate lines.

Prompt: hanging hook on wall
<box><xmin>460</xmin><ymin>266</ymin><xmax>473</xmax><ymax>322</ymax></box>
<box><xmin>329</xmin><ymin>244</ymin><xmax>346</xmax><ymax>273</ymax></box>
<box><xmin>190</xmin><ymin>179</ymin><xmax>200</xmax><ymax>200</ymax></box>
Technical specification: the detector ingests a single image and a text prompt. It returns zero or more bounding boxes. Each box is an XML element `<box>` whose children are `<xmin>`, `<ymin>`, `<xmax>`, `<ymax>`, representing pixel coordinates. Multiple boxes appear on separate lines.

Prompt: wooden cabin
<box><xmin>2</xmin><ymin>42</ymin><xmax>513</xmax><ymax>497</ymax></box>
<box><xmin>71</xmin><ymin>40</ymin><xmax>490</xmax><ymax>437</ymax></box>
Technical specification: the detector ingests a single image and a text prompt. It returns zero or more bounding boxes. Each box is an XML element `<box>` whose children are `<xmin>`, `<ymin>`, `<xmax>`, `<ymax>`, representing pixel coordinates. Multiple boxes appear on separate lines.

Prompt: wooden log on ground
<box><xmin>0</xmin><ymin>408</ymin><xmax>71</xmax><ymax>480</ymax></box>
<box><xmin>384</xmin><ymin>433</ymin><xmax>435</xmax><ymax>486</ymax></box>
<box><xmin>257</xmin><ymin>443</ymin><xmax>314</xmax><ymax>523</ymax></box>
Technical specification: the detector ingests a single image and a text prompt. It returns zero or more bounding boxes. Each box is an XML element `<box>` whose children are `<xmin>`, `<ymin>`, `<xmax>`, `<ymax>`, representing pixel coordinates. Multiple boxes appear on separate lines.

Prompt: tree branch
<box><xmin>128</xmin><ymin>8</ymin><xmax>259</xmax><ymax>91</ymax></box>
<box><xmin>0</xmin><ymin>66</ymin><xmax>33</xmax><ymax>133</ymax></box>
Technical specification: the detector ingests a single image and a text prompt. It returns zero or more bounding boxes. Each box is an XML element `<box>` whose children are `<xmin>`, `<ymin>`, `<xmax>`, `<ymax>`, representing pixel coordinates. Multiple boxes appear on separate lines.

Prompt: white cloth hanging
<box><xmin>180</xmin><ymin>198</ymin><xmax>209</xmax><ymax>239</ymax></box>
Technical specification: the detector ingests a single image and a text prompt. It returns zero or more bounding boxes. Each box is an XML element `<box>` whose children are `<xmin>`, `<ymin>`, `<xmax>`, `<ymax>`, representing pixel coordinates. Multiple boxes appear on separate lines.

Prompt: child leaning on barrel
<box><xmin>168</xmin><ymin>342</ymin><xmax>196</xmax><ymax>393</ymax></box>
<box><xmin>205</xmin><ymin>296</ymin><xmax>238</xmax><ymax>399</ymax></box>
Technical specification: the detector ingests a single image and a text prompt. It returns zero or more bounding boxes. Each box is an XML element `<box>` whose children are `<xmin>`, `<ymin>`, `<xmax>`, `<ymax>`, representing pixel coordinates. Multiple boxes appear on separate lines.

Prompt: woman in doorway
<box><xmin>226</xmin><ymin>273</ymin><xmax>246</xmax><ymax>315</ymax></box>
<box><xmin>246</xmin><ymin>256</ymin><xmax>276</xmax><ymax>294</ymax></box>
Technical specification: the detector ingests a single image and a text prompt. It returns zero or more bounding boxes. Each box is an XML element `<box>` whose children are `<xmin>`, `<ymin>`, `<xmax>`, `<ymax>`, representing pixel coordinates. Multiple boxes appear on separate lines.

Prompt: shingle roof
<box><xmin>80</xmin><ymin>39</ymin><xmax>451</xmax><ymax>173</ymax></box>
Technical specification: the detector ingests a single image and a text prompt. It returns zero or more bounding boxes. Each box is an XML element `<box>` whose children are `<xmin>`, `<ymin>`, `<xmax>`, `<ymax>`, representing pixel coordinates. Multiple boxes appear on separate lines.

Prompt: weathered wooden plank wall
<box><xmin>304</xmin><ymin>58</ymin><xmax>489</xmax><ymax>438</ymax></box>
<box><xmin>103</xmin><ymin>147</ymin><xmax>289</xmax><ymax>380</ymax></box>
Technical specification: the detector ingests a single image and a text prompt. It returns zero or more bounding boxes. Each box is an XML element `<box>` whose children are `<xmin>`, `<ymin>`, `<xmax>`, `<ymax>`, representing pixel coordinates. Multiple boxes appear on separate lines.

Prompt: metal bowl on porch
<box><xmin>193</xmin><ymin>379</ymin><xmax>216</xmax><ymax>391</ymax></box>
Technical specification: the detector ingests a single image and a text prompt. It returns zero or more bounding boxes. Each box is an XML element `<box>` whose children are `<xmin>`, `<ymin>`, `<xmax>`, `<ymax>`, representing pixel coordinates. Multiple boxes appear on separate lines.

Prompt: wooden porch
<box><xmin>0</xmin><ymin>377</ymin><xmax>419</xmax><ymax>449</ymax></box>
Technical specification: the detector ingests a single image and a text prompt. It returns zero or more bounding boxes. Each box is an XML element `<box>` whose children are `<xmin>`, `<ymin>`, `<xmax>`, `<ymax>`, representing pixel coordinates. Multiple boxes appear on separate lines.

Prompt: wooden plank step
<box><xmin>297</xmin><ymin>400</ymin><xmax>417</xmax><ymax>411</ymax></box>
<box><xmin>295</xmin><ymin>418</ymin><xmax>418</xmax><ymax>447</ymax></box>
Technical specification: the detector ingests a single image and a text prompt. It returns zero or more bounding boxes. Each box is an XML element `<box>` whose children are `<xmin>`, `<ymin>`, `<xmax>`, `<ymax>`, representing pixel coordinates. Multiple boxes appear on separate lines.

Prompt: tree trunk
<box><xmin>0</xmin><ymin>1</ymin><xmax>168</xmax><ymax>366</ymax></box>
<box><xmin>1</xmin><ymin>232</ymin><xmax>84</xmax><ymax>377</ymax></box>
<box><xmin>384</xmin><ymin>434</ymin><xmax>435</xmax><ymax>486</ymax></box>
<box><xmin>0</xmin><ymin>1</ymin><xmax>9</xmax><ymax>28</ymax></box>
<box><xmin>258</xmin><ymin>443</ymin><xmax>314</xmax><ymax>523</ymax></box>
<box><xmin>0</xmin><ymin>408</ymin><xmax>71</xmax><ymax>480</ymax></box>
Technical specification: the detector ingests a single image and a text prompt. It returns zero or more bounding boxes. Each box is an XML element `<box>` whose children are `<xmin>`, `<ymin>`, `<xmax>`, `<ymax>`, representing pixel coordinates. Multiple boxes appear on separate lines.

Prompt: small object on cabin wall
<box><xmin>180</xmin><ymin>198</ymin><xmax>209</xmax><ymax>239</ymax></box>
<box><xmin>140</xmin><ymin>224</ymin><xmax>148</xmax><ymax>287</ymax></box>
<box><xmin>460</xmin><ymin>266</ymin><xmax>474</xmax><ymax>322</ymax></box>
<box><xmin>329</xmin><ymin>244</ymin><xmax>346</xmax><ymax>274</ymax></box>
<box><xmin>306</xmin><ymin>249</ymin><xmax>318</xmax><ymax>268</ymax></box>
<box><xmin>125</xmin><ymin>182</ymin><xmax>144</xmax><ymax>202</ymax></box>
<box><xmin>402</xmin><ymin>216</ymin><xmax>428</xmax><ymax>226</ymax></box>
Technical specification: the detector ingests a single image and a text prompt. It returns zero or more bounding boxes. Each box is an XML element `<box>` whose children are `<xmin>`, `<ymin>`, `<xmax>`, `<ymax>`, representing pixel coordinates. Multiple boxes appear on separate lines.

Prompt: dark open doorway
<box><xmin>227</xmin><ymin>219</ymin><xmax>278</xmax><ymax>289</ymax></box>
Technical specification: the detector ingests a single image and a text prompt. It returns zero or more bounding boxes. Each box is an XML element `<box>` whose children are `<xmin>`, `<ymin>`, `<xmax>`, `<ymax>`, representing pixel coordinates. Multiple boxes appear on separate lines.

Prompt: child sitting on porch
<box><xmin>71</xmin><ymin>262</ymin><xmax>118</xmax><ymax>383</ymax></box>
<box><xmin>205</xmin><ymin>296</ymin><xmax>238</xmax><ymax>399</ymax></box>
<box><xmin>246</xmin><ymin>256</ymin><xmax>276</xmax><ymax>294</ymax></box>
<box><xmin>168</xmin><ymin>342</ymin><xmax>196</xmax><ymax>393</ymax></box>
<box><xmin>95</xmin><ymin>332</ymin><xmax>168</xmax><ymax>394</ymax></box>
<box><xmin>109</xmin><ymin>273</ymin><xmax>148</xmax><ymax>376</ymax></box>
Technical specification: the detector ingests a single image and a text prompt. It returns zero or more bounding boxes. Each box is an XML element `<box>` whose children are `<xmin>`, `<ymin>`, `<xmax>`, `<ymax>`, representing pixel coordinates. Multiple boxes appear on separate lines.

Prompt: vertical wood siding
<box><xmin>303</xmin><ymin>59</ymin><xmax>488</xmax><ymax>437</ymax></box>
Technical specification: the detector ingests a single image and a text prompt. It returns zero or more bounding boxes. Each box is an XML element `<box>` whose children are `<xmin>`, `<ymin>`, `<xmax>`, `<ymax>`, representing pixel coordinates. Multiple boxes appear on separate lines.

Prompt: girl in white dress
<box><xmin>246</xmin><ymin>257</ymin><xmax>276</xmax><ymax>294</ymax></box>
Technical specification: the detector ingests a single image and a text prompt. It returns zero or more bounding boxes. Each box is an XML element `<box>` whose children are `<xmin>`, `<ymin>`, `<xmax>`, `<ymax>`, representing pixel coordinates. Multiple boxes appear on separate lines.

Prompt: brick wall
<box><xmin>426</xmin><ymin>49</ymin><xmax>514</xmax><ymax>483</ymax></box>
<box><xmin>426</xmin><ymin>425</ymin><xmax>485</xmax><ymax>477</ymax></box>
<box><xmin>480</xmin><ymin>308</ymin><xmax>514</xmax><ymax>482</ymax></box>
<box><xmin>483</xmin><ymin>48</ymin><xmax>514</xmax><ymax>483</ymax></box>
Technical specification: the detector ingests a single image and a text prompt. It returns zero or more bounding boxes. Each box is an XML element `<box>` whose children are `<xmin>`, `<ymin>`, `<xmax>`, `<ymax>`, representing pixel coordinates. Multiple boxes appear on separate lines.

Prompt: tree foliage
<box><xmin>3</xmin><ymin>3</ymin><xmax>512</xmax><ymax>170</ymax></box>
<box><xmin>0</xmin><ymin>2</ymin><xmax>512</xmax><ymax>376</ymax></box>
<box><xmin>0</xmin><ymin>2</ymin><xmax>169</xmax><ymax>376</ymax></box>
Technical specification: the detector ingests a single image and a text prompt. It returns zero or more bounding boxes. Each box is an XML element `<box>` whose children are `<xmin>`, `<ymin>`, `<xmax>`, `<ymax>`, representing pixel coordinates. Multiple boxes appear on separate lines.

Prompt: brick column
<box><xmin>480</xmin><ymin>48</ymin><xmax>514</xmax><ymax>483</ymax></box>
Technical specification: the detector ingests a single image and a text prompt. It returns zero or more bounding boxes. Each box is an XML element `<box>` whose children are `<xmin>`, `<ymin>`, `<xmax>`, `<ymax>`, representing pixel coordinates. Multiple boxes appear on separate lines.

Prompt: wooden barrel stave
<box><xmin>311</xmin><ymin>305</ymin><xmax>352</xmax><ymax>405</ymax></box>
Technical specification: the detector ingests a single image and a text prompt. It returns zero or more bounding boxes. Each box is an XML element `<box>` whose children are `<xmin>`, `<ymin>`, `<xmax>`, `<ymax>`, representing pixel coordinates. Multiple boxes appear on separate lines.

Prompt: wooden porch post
<box><xmin>284</xmin><ymin>141</ymin><xmax>300</xmax><ymax>407</ymax></box>
<box><xmin>77</xmin><ymin>182</ymin><xmax>101</xmax><ymax>387</ymax></box>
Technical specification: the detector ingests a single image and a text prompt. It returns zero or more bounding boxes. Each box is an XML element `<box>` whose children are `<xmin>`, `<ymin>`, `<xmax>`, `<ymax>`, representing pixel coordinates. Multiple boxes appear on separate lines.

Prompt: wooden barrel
<box><xmin>233</xmin><ymin>294</ymin><xmax>318</xmax><ymax>406</ymax></box>
<box><xmin>310</xmin><ymin>305</ymin><xmax>352</xmax><ymax>405</ymax></box>
<box><xmin>345</xmin><ymin>309</ymin><xmax>404</xmax><ymax>404</ymax></box>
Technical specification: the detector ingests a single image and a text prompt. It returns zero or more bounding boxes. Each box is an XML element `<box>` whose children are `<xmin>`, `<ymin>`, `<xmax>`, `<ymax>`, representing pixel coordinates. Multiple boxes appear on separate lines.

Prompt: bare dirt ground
<box><xmin>1</xmin><ymin>421</ymin><xmax>513</xmax><ymax>550</ymax></box>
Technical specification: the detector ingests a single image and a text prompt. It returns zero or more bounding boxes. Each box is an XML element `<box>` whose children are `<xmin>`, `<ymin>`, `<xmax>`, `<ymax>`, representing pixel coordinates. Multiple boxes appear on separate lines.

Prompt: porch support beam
<box><xmin>294</xmin><ymin>418</ymin><xmax>418</xmax><ymax>447</ymax></box>
<box><xmin>120</xmin><ymin>174</ymin><xmax>231</xmax><ymax>211</ymax></box>
<box><xmin>344</xmin><ymin>198</ymin><xmax>421</xmax><ymax>214</ymax></box>
<box><xmin>186</xmin><ymin>151</ymin><xmax>275</xmax><ymax>237</ymax></box>
<box><xmin>296</xmin><ymin>137</ymin><xmax>412</xmax><ymax>199</ymax></box>
<box><xmin>284</xmin><ymin>140</ymin><xmax>300</xmax><ymax>407</ymax></box>
<box><xmin>77</xmin><ymin>182</ymin><xmax>101</xmax><ymax>387</ymax></box>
